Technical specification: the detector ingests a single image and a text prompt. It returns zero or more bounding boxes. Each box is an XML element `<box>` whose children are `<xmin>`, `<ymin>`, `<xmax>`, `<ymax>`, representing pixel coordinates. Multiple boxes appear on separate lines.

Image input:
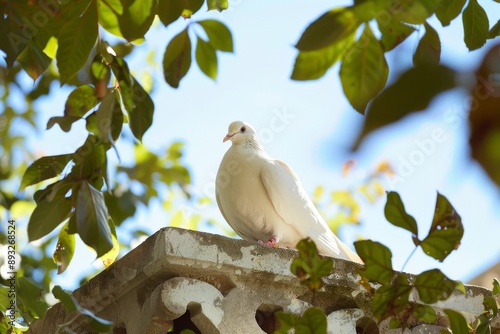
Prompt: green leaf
<box><xmin>27</xmin><ymin>183</ymin><xmax>72</xmax><ymax>241</ymax></box>
<box><xmin>158</xmin><ymin>0</ymin><xmax>204</xmax><ymax>26</ymax></box>
<box><xmin>444</xmin><ymin>309</ymin><xmax>472</xmax><ymax>334</ymax></box>
<box><xmin>290</xmin><ymin>238</ymin><xmax>333</xmax><ymax>291</ymax></box>
<box><xmin>97</xmin><ymin>0</ymin><xmax>124</xmax><ymax>38</ymax></box>
<box><xmin>468</xmin><ymin>45</ymin><xmax>500</xmax><ymax>186</ymax></box>
<box><xmin>462</xmin><ymin>0</ymin><xmax>489</xmax><ymax>51</ymax></box>
<box><xmin>76</xmin><ymin>180</ymin><xmax>113</xmax><ymax>257</ymax></box>
<box><xmin>493</xmin><ymin>278</ymin><xmax>500</xmax><ymax>296</ymax></box>
<box><xmin>52</xmin><ymin>285</ymin><xmax>113</xmax><ymax>331</ymax></box>
<box><xmin>197</xmin><ymin>20</ymin><xmax>234</xmax><ymax>52</ymax></box>
<box><xmin>275</xmin><ymin>311</ymin><xmax>297</xmax><ymax>333</ymax></box>
<box><xmin>196</xmin><ymin>37</ymin><xmax>218</xmax><ymax>80</ymax></box>
<box><xmin>352</xmin><ymin>65</ymin><xmax>456</xmax><ymax>150</ymax></box>
<box><xmin>111</xmin><ymin>57</ymin><xmax>153</xmax><ymax>141</ymax></box>
<box><xmin>46</xmin><ymin>116</ymin><xmax>82</xmax><ymax>132</ymax></box>
<box><xmin>340</xmin><ymin>24</ymin><xmax>388</xmax><ymax>114</ymax></box>
<box><xmin>291</xmin><ymin>31</ymin><xmax>355</xmax><ymax>81</ymax></box>
<box><xmin>17</xmin><ymin>277</ymin><xmax>48</xmax><ymax>322</ymax></box>
<box><xmin>52</xmin><ymin>221</ymin><xmax>76</xmax><ymax>274</ymax></box>
<box><xmin>412</xmin><ymin>304</ymin><xmax>437</xmax><ymax>323</ymax></box>
<box><xmin>295</xmin><ymin>308</ymin><xmax>328</xmax><ymax>334</ymax></box>
<box><xmin>163</xmin><ymin>28</ymin><xmax>192</xmax><ymax>88</ymax></box>
<box><xmin>17</xmin><ymin>40</ymin><xmax>51</xmax><ymax>81</ymax></box>
<box><xmin>436</xmin><ymin>0</ymin><xmax>466</xmax><ymax>26</ymax></box>
<box><xmin>384</xmin><ymin>191</ymin><xmax>418</xmax><ymax>236</ymax></box>
<box><xmin>415</xmin><ymin>269</ymin><xmax>458</xmax><ymax>304</ymax></box>
<box><xmin>295</xmin><ymin>8</ymin><xmax>360</xmax><ymax>51</ymax></box>
<box><xmin>104</xmin><ymin>190</ymin><xmax>137</xmax><ymax>226</ymax></box>
<box><xmin>20</xmin><ymin>154</ymin><xmax>73</xmax><ymax>190</ymax></box>
<box><xmin>372</xmin><ymin>273</ymin><xmax>412</xmax><ymax>321</ymax></box>
<box><xmin>71</xmin><ymin>135</ymin><xmax>107</xmax><ymax>189</ymax></box>
<box><xmin>420</xmin><ymin>193</ymin><xmax>463</xmax><ymax>262</ymax></box>
<box><xmin>57</xmin><ymin>1</ymin><xmax>98</xmax><ymax>84</ymax></box>
<box><xmin>95</xmin><ymin>90</ymin><xmax>116</xmax><ymax>143</ymax></box>
<box><xmin>377</xmin><ymin>19</ymin><xmax>415</xmax><ymax>52</ymax></box>
<box><xmin>354</xmin><ymin>240</ymin><xmax>394</xmax><ymax>284</ymax></box>
<box><xmin>483</xmin><ymin>295</ymin><xmax>498</xmax><ymax>317</ymax></box>
<box><xmin>392</xmin><ymin>0</ymin><xmax>440</xmax><ymax>24</ymax></box>
<box><xmin>413</xmin><ymin>22</ymin><xmax>440</xmax><ymax>66</ymax></box>
<box><xmin>489</xmin><ymin>20</ymin><xmax>500</xmax><ymax>39</ymax></box>
<box><xmin>118</xmin><ymin>0</ymin><xmax>156</xmax><ymax>42</ymax></box>
<box><xmin>52</xmin><ymin>286</ymin><xmax>77</xmax><ymax>312</ymax></box>
<box><xmin>64</xmin><ymin>85</ymin><xmax>99</xmax><ymax>117</ymax></box>
<box><xmin>207</xmin><ymin>0</ymin><xmax>228</xmax><ymax>12</ymax></box>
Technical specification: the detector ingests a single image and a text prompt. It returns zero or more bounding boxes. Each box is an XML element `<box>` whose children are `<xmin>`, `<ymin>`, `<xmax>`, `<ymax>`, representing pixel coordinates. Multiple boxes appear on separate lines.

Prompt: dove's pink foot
<box><xmin>258</xmin><ymin>236</ymin><xmax>279</xmax><ymax>247</ymax></box>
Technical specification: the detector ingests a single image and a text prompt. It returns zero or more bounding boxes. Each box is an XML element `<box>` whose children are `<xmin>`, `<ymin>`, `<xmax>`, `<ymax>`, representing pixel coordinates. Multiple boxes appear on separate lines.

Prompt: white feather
<box><xmin>216</xmin><ymin>121</ymin><xmax>362</xmax><ymax>263</ymax></box>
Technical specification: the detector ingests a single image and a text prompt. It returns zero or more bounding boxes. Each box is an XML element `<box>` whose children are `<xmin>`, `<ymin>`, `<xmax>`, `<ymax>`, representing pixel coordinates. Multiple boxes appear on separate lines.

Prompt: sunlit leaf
<box><xmin>52</xmin><ymin>286</ymin><xmax>77</xmax><ymax>312</ymax></box>
<box><xmin>20</xmin><ymin>154</ymin><xmax>73</xmax><ymax>190</ymax></box>
<box><xmin>353</xmin><ymin>65</ymin><xmax>456</xmax><ymax>150</ymax></box>
<box><xmin>384</xmin><ymin>191</ymin><xmax>418</xmax><ymax>236</ymax></box>
<box><xmin>76</xmin><ymin>180</ymin><xmax>113</xmax><ymax>257</ymax></box>
<box><xmin>493</xmin><ymin>278</ymin><xmax>500</xmax><ymax>296</ymax></box>
<box><xmin>462</xmin><ymin>0</ymin><xmax>489</xmax><ymax>51</ymax></box>
<box><xmin>469</xmin><ymin>44</ymin><xmax>500</xmax><ymax>186</ymax></box>
<box><xmin>391</xmin><ymin>0</ymin><xmax>440</xmax><ymax>24</ymax></box>
<box><xmin>100</xmin><ymin>219</ymin><xmax>119</xmax><ymax>268</ymax></box>
<box><xmin>415</xmin><ymin>269</ymin><xmax>458</xmax><ymax>304</ymax></box>
<box><xmin>118</xmin><ymin>0</ymin><xmax>156</xmax><ymax>41</ymax></box>
<box><xmin>436</xmin><ymin>0</ymin><xmax>466</xmax><ymax>26</ymax></box>
<box><xmin>98</xmin><ymin>0</ymin><xmax>124</xmax><ymax>38</ymax></box>
<box><xmin>420</xmin><ymin>193</ymin><xmax>463</xmax><ymax>262</ymax></box>
<box><xmin>27</xmin><ymin>184</ymin><xmax>72</xmax><ymax>241</ymax></box>
<box><xmin>292</xmin><ymin>31</ymin><xmax>355</xmax><ymax>81</ymax></box>
<box><xmin>295</xmin><ymin>308</ymin><xmax>327</xmax><ymax>334</ymax></box>
<box><xmin>372</xmin><ymin>273</ymin><xmax>412</xmax><ymax>321</ymax></box>
<box><xmin>158</xmin><ymin>0</ymin><xmax>204</xmax><ymax>26</ymax></box>
<box><xmin>413</xmin><ymin>22</ymin><xmax>440</xmax><ymax>66</ymax></box>
<box><xmin>295</xmin><ymin>8</ymin><xmax>360</xmax><ymax>51</ymax></box>
<box><xmin>197</xmin><ymin>20</ymin><xmax>234</xmax><ymax>52</ymax></box>
<box><xmin>291</xmin><ymin>238</ymin><xmax>333</xmax><ymax>291</ymax></box>
<box><xmin>195</xmin><ymin>37</ymin><xmax>218</xmax><ymax>80</ymax></box>
<box><xmin>64</xmin><ymin>85</ymin><xmax>99</xmax><ymax>117</ymax></box>
<box><xmin>57</xmin><ymin>1</ymin><xmax>98</xmax><ymax>84</ymax></box>
<box><xmin>444</xmin><ymin>309</ymin><xmax>472</xmax><ymax>334</ymax></box>
<box><xmin>53</xmin><ymin>221</ymin><xmax>76</xmax><ymax>274</ymax></box>
<box><xmin>354</xmin><ymin>240</ymin><xmax>394</xmax><ymax>284</ymax></box>
<box><xmin>163</xmin><ymin>28</ymin><xmax>192</xmax><ymax>88</ymax></box>
<box><xmin>16</xmin><ymin>277</ymin><xmax>48</xmax><ymax>321</ymax></box>
<box><xmin>207</xmin><ymin>0</ymin><xmax>228</xmax><ymax>12</ymax></box>
<box><xmin>377</xmin><ymin>19</ymin><xmax>415</xmax><ymax>52</ymax></box>
<box><xmin>340</xmin><ymin>24</ymin><xmax>388</xmax><ymax>114</ymax></box>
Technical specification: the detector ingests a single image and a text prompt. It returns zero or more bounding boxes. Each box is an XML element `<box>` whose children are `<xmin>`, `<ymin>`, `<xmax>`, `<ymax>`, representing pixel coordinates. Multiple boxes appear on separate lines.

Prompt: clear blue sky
<box><xmin>11</xmin><ymin>0</ymin><xmax>500</xmax><ymax>291</ymax></box>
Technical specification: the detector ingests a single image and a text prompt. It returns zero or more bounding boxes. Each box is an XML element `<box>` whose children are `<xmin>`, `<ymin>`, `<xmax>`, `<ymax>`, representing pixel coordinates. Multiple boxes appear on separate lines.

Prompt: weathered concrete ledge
<box><xmin>30</xmin><ymin>227</ymin><xmax>499</xmax><ymax>333</ymax></box>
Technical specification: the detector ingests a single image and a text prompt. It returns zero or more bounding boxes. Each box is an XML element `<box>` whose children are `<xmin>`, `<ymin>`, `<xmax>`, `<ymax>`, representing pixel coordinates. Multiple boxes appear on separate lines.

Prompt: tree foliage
<box><xmin>0</xmin><ymin>0</ymin><xmax>499</xmax><ymax>332</ymax></box>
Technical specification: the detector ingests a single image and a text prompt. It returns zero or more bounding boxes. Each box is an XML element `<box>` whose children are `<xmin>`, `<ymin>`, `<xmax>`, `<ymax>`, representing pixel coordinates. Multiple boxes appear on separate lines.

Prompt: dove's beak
<box><xmin>223</xmin><ymin>132</ymin><xmax>235</xmax><ymax>142</ymax></box>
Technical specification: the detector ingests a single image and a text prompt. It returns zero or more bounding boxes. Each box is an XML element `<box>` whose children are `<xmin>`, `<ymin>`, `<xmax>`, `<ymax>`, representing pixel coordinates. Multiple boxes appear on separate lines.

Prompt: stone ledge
<box><xmin>30</xmin><ymin>227</ymin><xmax>497</xmax><ymax>333</ymax></box>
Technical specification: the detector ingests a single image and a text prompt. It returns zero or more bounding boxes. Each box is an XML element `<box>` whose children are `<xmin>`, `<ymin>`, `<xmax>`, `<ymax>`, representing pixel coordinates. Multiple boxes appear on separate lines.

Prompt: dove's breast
<box><xmin>216</xmin><ymin>146</ymin><xmax>301</xmax><ymax>244</ymax></box>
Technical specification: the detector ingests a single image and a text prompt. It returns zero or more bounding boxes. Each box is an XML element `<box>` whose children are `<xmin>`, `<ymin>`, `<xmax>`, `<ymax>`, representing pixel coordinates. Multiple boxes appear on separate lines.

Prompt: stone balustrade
<box><xmin>30</xmin><ymin>227</ymin><xmax>499</xmax><ymax>333</ymax></box>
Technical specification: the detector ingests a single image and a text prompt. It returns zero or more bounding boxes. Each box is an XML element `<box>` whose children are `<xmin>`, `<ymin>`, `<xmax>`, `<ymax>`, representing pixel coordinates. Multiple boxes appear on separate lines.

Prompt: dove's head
<box><xmin>223</xmin><ymin>121</ymin><xmax>258</xmax><ymax>144</ymax></box>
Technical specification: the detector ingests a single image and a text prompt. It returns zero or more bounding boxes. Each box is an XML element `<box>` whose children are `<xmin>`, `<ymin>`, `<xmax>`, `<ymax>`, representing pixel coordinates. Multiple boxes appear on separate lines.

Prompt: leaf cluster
<box><xmin>354</xmin><ymin>191</ymin><xmax>464</xmax><ymax>327</ymax></box>
<box><xmin>291</xmin><ymin>0</ymin><xmax>500</xmax><ymax>114</ymax></box>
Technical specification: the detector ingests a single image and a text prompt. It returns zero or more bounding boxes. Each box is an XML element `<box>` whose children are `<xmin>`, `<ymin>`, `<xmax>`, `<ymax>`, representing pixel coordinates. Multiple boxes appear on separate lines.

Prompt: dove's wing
<box><xmin>260</xmin><ymin>159</ymin><xmax>342</xmax><ymax>257</ymax></box>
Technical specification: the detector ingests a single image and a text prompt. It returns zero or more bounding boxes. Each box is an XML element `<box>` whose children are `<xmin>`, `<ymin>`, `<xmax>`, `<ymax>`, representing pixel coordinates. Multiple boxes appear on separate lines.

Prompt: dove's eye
<box><xmin>241</xmin><ymin>126</ymin><xmax>246</xmax><ymax>132</ymax></box>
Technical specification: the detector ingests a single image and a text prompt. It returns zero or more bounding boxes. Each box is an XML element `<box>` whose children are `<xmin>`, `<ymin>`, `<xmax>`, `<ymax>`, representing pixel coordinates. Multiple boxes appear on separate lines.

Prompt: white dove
<box><xmin>216</xmin><ymin>121</ymin><xmax>362</xmax><ymax>263</ymax></box>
